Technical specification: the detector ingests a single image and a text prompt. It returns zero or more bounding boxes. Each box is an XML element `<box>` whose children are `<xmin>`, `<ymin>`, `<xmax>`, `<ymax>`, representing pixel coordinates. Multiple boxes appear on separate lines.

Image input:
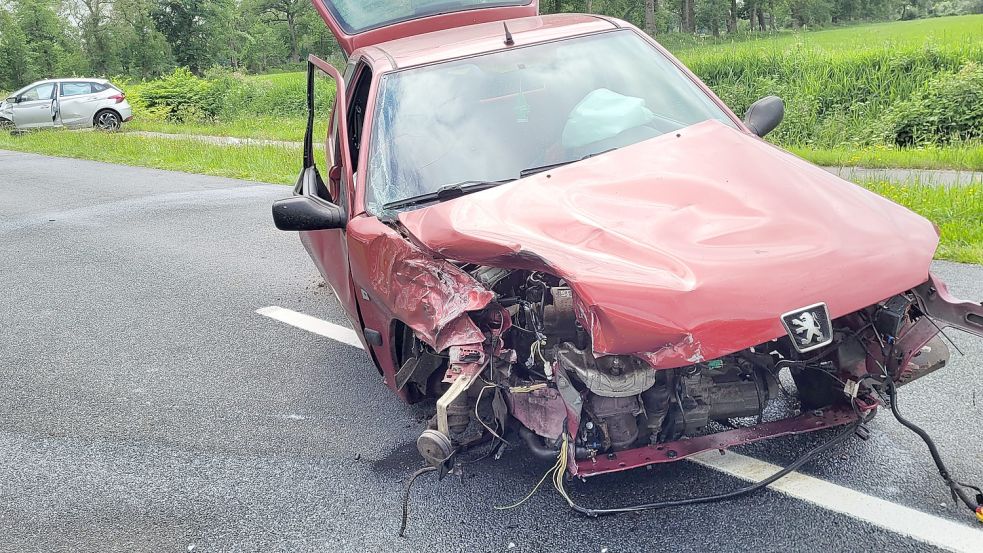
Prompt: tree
<box><xmin>112</xmin><ymin>0</ymin><xmax>174</xmax><ymax>77</ymax></box>
<box><xmin>152</xmin><ymin>0</ymin><xmax>232</xmax><ymax>73</ymax></box>
<box><xmin>255</xmin><ymin>0</ymin><xmax>307</xmax><ymax>63</ymax></box>
<box><xmin>645</xmin><ymin>0</ymin><xmax>658</xmax><ymax>35</ymax></box>
<box><xmin>0</xmin><ymin>9</ymin><xmax>32</xmax><ymax>89</ymax></box>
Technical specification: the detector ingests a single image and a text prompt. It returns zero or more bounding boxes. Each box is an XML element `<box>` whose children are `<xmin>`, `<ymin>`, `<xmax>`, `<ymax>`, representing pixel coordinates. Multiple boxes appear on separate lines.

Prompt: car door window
<box><xmin>347</xmin><ymin>64</ymin><xmax>373</xmax><ymax>173</ymax></box>
<box><xmin>21</xmin><ymin>84</ymin><xmax>54</xmax><ymax>101</ymax></box>
<box><xmin>60</xmin><ymin>82</ymin><xmax>93</xmax><ymax>97</ymax></box>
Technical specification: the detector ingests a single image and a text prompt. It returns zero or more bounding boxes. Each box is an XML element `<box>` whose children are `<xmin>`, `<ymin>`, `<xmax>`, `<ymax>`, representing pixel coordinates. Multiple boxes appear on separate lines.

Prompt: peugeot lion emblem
<box><xmin>780</xmin><ymin>302</ymin><xmax>833</xmax><ymax>353</ymax></box>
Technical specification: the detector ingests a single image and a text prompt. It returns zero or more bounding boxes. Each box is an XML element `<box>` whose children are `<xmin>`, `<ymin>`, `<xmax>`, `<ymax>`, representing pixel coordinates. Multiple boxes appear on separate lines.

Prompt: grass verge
<box><xmin>125</xmin><ymin>115</ymin><xmax>324</xmax><ymax>143</ymax></box>
<box><xmin>861</xmin><ymin>181</ymin><xmax>983</xmax><ymax>265</ymax></box>
<box><xmin>0</xmin><ymin>130</ymin><xmax>315</xmax><ymax>184</ymax></box>
<box><xmin>791</xmin><ymin>144</ymin><xmax>983</xmax><ymax>172</ymax></box>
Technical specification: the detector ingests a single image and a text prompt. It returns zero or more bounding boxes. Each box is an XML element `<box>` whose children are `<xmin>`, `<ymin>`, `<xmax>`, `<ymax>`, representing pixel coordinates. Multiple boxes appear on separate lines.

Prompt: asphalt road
<box><xmin>1</xmin><ymin>150</ymin><xmax>982</xmax><ymax>552</ymax></box>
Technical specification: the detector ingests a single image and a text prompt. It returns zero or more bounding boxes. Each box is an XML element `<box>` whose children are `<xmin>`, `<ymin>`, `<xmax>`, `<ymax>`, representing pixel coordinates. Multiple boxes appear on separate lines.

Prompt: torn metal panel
<box><xmin>399</xmin><ymin>121</ymin><xmax>940</xmax><ymax>367</ymax></box>
<box><xmin>347</xmin><ymin>216</ymin><xmax>494</xmax><ymax>352</ymax></box>
<box><xmin>913</xmin><ymin>273</ymin><xmax>983</xmax><ymax>338</ymax></box>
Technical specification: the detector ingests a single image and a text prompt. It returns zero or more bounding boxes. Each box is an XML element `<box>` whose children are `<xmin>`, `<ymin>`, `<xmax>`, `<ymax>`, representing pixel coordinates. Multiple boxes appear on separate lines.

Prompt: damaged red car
<box><xmin>273</xmin><ymin>0</ymin><xmax>983</xmax><ymax>520</ymax></box>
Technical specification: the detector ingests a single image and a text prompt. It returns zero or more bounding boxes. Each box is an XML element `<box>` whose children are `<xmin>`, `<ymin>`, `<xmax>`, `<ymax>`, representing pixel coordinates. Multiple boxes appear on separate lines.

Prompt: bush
<box><xmin>137</xmin><ymin>68</ymin><xmax>221</xmax><ymax>122</ymax></box>
<box><xmin>879</xmin><ymin>62</ymin><xmax>983</xmax><ymax>146</ymax></box>
<box><xmin>128</xmin><ymin>67</ymin><xmax>336</xmax><ymax>124</ymax></box>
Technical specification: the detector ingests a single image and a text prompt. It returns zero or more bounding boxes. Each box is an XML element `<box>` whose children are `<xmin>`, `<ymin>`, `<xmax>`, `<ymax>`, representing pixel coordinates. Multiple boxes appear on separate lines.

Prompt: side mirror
<box><xmin>743</xmin><ymin>96</ymin><xmax>784</xmax><ymax>138</ymax></box>
<box><xmin>272</xmin><ymin>195</ymin><xmax>346</xmax><ymax>231</ymax></box>
<box><xmin>7</xmin><ymin>96</ymin><xmax>19</xmax><ymax>104</ymax></box>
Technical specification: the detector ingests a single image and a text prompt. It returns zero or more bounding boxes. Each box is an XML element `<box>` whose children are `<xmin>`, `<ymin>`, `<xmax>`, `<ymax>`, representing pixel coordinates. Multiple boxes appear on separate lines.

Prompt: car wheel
<box><xmin>95</xmin><ymin>111</ymin><xmax>121</xmax><ymax>132</ymax></box>
<box><xmin>0</xmin><ymin>118</ymin><xmax>12</xmax><ymax>131</ymax></box>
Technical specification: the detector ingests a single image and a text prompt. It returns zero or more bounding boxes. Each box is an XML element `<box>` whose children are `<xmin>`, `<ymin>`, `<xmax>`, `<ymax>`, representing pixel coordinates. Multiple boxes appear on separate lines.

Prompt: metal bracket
<box><xmin>436</xmin><ymin>370</ymin><xmax>481</xmax><ymax>436</ymax></box>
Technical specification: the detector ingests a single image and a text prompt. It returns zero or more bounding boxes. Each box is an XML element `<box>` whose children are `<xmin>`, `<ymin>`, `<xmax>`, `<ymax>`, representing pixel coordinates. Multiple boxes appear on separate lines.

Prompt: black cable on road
<box><xmin>398</xmin><ymin>466</ymin><xmax>438</xmax><ymax>538</ymax></box>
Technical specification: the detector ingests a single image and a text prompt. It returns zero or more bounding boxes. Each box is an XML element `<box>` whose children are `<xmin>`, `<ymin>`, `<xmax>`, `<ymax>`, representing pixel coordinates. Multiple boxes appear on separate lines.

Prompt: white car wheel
<box><xmin>95</xmin><ymin>111</ymin><xmax>121</xmax><ymax>131</ymax></box>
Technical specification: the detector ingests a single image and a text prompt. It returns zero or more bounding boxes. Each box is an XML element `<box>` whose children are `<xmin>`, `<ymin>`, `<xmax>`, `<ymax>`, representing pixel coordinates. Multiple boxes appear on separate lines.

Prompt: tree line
<box><xmin>2</xmin><ymin>0</ymin><xmax>979</xmax><ymax>91</ymax></box>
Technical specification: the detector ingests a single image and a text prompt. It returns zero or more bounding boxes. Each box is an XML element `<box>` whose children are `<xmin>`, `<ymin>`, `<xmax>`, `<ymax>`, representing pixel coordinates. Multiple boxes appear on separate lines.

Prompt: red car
<box><xmin>274</xmin><ymin>0</ymin><xmax>983</xmax><ymax>519</ymax></box>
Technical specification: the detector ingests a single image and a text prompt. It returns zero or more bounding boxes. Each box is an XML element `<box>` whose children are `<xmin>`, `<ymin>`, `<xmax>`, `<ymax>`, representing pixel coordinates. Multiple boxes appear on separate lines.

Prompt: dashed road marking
<box><xmin>256</xmin><ymin>306</ymin><xmax>364</xmax><ymax>349</ymax></box>
<box><xmin>691</xmin><ymin>451</ymin><xmax>983</xmax><ymax>553</ymax></box>
<box><xmin>261</xmin><ymin>305</ymin><xmax>983</xmax><ymax>552</ymax></box>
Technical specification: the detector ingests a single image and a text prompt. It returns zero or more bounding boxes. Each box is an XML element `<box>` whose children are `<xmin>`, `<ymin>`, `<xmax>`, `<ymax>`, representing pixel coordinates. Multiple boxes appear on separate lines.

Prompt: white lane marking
<box><xmin>258</xmin><ymin>306</ymin><xmax>983</xmax><ymax>550</ymax></box>
<box><xmin>691</xmin><ymin>451</ymin><xmax>983</xmax><ymax>553</ymax></box>
<box><xmin>256</xmin><ymin>306</ymin><xmax>364</xmax><ymax>349</ymax></box>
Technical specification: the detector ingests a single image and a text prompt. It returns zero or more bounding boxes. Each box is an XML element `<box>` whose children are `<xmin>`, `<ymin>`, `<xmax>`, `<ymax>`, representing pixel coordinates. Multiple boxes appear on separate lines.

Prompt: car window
<box><xmin>92</xmin><ymin>83</ymin><xmax>109</xmax><ymax>93</ymax></box>
<box><xmin>21</xmin><ymin>84</ymin><xmax>55</xmax><ymax>102</ymax></box>
<box><xmin>347</xmin><ymin>65</ymin><xmax>373</xmax><ymax>172</ymax></box>
<box><xmin>326</xmin><ymin>0</ymin><xmax>532</xmax><ymax>34</ymax></box>
<box><xmin>365</xmin><ymin>30</ymin><xmax>738</xmax><ymax>215</ymax></box>
<box><xmin>60</xmin><ymin>82</ymin><xmax>93</xmax><ymax>97</ymax></box>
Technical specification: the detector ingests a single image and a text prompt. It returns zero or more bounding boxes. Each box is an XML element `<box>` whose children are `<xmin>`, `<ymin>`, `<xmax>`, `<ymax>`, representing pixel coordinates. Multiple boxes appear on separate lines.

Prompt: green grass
<box><xmin>125</xmin><ymin>115</ymin><xmax>321</xmax><ymax>143</ymax></box>
<box><xmin>671</xmin><ymin>17</ymin><xmax>983</xmax><ymax>148</ymax></box>
<box><xmin>667</xmin><ymin>15</ymin><xmax>983</xmax><ymax>54</ymax></box>
<box><xmin>861</xmin><ymin>181</ymin><xmax>983</xmax><ymax>265</ymax></box>
<box><xmin>0</xmin><ymin>129</ymin><xmax>317</xmax><ymax>184</ymax></box>
<box><xmin>791</xmin><ymin>143</ymin><xmax>983</xmax><ymax>171</ymax></box>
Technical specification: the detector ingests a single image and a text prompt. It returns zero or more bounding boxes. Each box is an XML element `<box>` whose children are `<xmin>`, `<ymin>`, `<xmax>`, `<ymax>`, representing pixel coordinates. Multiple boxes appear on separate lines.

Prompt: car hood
<box><xmin>397</xmin><ymin>120</ymin><xmax>939</xmax><ymax>368</ymax></box>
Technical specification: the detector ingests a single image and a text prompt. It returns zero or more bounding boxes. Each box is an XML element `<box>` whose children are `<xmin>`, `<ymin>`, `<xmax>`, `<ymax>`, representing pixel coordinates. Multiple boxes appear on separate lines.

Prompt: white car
<box><xmin>0</xmin><ymin>78</ymin><xmax>133</xmax><ymax>131</ymax></box>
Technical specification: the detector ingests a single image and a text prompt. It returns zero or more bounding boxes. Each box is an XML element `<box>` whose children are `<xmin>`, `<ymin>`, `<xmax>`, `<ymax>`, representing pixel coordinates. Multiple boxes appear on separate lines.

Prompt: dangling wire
<box><xmin>494</xmin><ymin>449</ymin><xmax>563</xmax><ymax>510</ymax></box>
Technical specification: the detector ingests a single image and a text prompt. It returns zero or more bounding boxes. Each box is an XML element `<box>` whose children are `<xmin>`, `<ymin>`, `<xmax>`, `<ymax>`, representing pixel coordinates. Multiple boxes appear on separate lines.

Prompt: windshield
<box><xmin>365</xmin><ymin>30</ymin><xmax>737</xmax><ymax>215</ymax></box>
<box><xmin>325</xmin><ymin>0</ymin><xmax>533</xmax><ymax>34</ymax></box>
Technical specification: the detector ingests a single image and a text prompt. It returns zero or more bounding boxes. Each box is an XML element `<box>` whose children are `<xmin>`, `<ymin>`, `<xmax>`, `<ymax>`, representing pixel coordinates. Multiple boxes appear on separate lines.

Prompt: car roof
<box><xmin>366</xmin><ymin>13</ymin><xmax>621</xmax><ymax>70</ymax></box>
<box><xmin>27</xmin><ymin>78</ymin><xmax>110</xmax><ymax>86</ymax></box>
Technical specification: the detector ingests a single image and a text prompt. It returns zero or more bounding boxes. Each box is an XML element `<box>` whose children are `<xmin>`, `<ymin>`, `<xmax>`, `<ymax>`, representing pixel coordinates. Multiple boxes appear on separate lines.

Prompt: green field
<box><xmin>673</xmin><ymin>15</ymin><xmax>983</xmax><ymax>150</ymax></box>
<box><xmin>666</xmin><ymin>15</ymin><xmax>983</xmax><ymax>53</ymax></box>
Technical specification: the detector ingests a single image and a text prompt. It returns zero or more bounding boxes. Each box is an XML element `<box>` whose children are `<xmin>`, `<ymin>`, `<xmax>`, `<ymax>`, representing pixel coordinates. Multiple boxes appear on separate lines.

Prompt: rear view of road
<box><xmin>1</xmin><ymin>150</ymin><xmax>981</xmax><ymax>552</ymax></box>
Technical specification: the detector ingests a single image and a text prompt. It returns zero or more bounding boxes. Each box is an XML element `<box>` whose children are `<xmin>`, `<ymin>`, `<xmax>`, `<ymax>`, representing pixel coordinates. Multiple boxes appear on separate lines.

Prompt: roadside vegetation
<box><xmin>102</xmin><ymin>16</ymin><xmax>983</xmax><ymax>170</ymax></box>
<box><xmin>0</xmin><ymin>130</ymin><xmax>322</xmax><ymax>184</ymax></box>
<box><xmin>864</xmin><ymin>181</ymin><xmax>983</xmax><ymax>265</ymax></box>
<box><xmin>675</xmin><ymin>16</ymin><xmax>983</xmax><ymax>159</ymax></box>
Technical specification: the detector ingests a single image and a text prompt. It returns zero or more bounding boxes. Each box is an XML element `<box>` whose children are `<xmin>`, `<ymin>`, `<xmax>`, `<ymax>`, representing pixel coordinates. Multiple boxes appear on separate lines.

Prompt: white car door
<box><xmin>11</xmin><ymin>83</ymin><xmax>57</xmax><ymax>129</ymax></box>
<box><xmin>57</xmin><ymin>82</ymin><xmax>100</xmax><ymax>128</ymax></box>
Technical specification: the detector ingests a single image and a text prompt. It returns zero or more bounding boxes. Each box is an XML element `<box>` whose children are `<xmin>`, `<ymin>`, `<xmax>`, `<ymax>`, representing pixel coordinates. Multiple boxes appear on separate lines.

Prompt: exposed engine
<box><xmin>461</xmin><ymin>267</ymin><xmax>784</xmax><ymax>455</ymax></box>
<box><xmin>403</xmin><ymin>265</ymin><xmax>983</xmax><ymax>528</ymax></box>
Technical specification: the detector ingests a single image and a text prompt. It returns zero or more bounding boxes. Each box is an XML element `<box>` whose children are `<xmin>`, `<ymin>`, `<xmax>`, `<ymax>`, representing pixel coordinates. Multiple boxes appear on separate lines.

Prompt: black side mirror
<box><xmin>271</xmin><ymin>58</ymin><xmax>347</xmax><ymax>233</ymax></box>
<box><xmin>8</xmin><ymin>96</ymin><xmax>20</xmax><ymax>104</ymax></box>
<box><xmin>743</xmin><ymin>96</ymin><xmax>784</xmax><ymax>138</ymax></box>
<box><xmin>272</xmin><ymin>195</ymin><xmax>345</xmax><ymax>231</ymax></box>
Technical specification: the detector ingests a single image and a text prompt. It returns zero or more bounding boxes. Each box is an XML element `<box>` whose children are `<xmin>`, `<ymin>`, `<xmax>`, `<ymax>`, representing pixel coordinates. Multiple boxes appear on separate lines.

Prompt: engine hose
<box><xmin>886</xmin><ymin>377</ymin><xmax>982</xmax><ymax>518</ymax></box>
<box><xmin>562</xmin><ymin>406</ymin><xmax>869</xmax><ymax>517</ymax></box>
<box><xmin>519</xmin><ymin>427</ymin><xmax>559</xmax><ymax>459</ymax></box>
<box><xmin>518</xmin><ymin>426</ymin><xmax>590</xmax><ymax>460</ymax></box>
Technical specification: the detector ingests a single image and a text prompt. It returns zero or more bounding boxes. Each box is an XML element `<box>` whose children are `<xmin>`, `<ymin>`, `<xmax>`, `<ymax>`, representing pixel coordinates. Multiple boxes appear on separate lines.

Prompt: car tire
<box><xmin>0</xmin><ymin>118</ymin><xmax>12</xmax><ymax>131</ymax></box>
<box><xmin>94</xmin><ymin>110</ymin><xmax>122</xmax><ymax>132</ymax></box>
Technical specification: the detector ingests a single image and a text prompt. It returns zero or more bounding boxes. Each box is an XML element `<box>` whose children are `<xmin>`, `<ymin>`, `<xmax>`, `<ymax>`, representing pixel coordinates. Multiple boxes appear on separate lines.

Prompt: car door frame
<box><xmin>295</xmin><ymin>54</ymin><xmax>375</xmax><ymax>350</ymax></box>
<box><xmin>11</xmin><ymin>82</ymin><xmax>57</xmax><ymax>129</ymax></box>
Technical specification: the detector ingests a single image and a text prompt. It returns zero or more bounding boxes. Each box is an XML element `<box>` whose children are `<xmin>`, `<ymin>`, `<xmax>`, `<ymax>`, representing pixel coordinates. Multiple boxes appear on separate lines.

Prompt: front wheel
<box><xmin>0</xmin><ymin>118</ymin><xmax>12</xmax><ymax>132</ymax></box>
<box><xmin>95</xmin><ymin>111</ymin><xmax>121</xmax><ymax>132</ymax></box>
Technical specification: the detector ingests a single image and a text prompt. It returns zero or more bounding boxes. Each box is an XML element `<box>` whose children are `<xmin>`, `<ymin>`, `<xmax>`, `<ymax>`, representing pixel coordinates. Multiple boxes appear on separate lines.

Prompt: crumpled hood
<box><xmin>398</xmin><ymin>120</ymin><xmax>939</xmax><ymax>368</ymax></box>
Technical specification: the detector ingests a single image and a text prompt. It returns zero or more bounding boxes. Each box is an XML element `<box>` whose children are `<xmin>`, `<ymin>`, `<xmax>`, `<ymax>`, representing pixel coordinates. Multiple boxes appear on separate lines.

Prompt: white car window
<box><xmin>21</xmin><ymin>84</ymin><xmax>55</xmax><ymax>101</ymax></box>
<box><xmin>61</xmin><ymin>82</ymin><xmax>93</xmax><ymax>97</ymax></box>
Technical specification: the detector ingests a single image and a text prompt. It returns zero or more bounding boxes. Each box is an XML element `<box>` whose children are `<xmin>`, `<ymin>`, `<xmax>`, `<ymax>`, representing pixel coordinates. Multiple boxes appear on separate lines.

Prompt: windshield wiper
<box><xmin>519</xmin><ymin>148</ymin><xmax>619</xmax><ymax>178</ymax></box>
<box><xmin>382</xmin><ymin>179</ymin><xmax>513</xmax><ymax>211</ymax></box>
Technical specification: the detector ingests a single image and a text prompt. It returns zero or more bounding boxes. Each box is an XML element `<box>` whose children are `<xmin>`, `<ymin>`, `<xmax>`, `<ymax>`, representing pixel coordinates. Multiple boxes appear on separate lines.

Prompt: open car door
<box><xmin>273</xmin><ymin>55</ymin><xmax>363</xmax><ymax>340</ymax></box>
<box><xmin>312</xmin><ymin>0</ymin><xmax>539</xmax><ymax>55</ymax></box>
